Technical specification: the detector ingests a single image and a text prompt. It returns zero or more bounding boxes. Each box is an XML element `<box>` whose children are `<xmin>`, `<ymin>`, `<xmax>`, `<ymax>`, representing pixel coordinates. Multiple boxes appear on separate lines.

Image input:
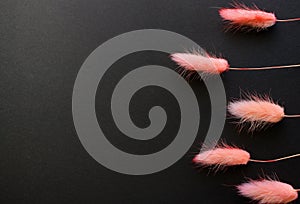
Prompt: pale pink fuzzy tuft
<box><xmin>237</xmin><ymin>179</ymin><xmax>298</xmax><ymax>203</ymax></box>
<box><xmin>170</xmin><ymin>52</ymin><xmax>229</xmax><ymax>75</ymax></box>
<box><xmin>219</xmin><ymin>5</ymin><xmax>277</xmax><ymax>31</ymax></box>
<box><xmin>228</xmin><ymin>95</ymin><xmax>284</xmax><ymax>130</ymax></box>
<box><xmin>193</xmin><ymin>145</ymin><xmax>250</xmax><ymax>167</ymax></box>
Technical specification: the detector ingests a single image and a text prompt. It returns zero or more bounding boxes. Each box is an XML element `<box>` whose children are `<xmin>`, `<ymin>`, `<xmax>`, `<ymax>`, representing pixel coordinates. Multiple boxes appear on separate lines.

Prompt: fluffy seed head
<box><xmin>171</xmin><ymin>52</ymin><xmax>229</xmax><ymax>75</ymax></box>
<box><xmin>237</xmin><ymin>179</ymin><xmax>298</xmax><ymax>203</ymax></box>
<box><xmin>228</xmin><ymin>95</ymin><xmax>285</xmax><ymax>130</ymax></box>
<box><xmin>219</xmin><ymin>5</ymin><xmax>277</xmax><ymax>31</ymax></box>
<box><xmin>193</xmin><ymin>145</ymin><xmax>250</xmax><ymax>167</ymax></box>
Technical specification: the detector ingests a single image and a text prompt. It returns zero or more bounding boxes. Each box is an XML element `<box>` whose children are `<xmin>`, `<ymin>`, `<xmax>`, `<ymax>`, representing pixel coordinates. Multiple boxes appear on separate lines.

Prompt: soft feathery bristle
<box><xmin>228</xmin><ymin>95</ymin><xmax>285</xmax><ymax>130</ymax></box>
<box><xmin>170</xmin><ymin>52</ymin><xmax>229</xmax><ymax>75</ymax></box>
<box><xmin>219</xmin><ymin>6</ymin><xmax>277</xmax><ymax>30</ymax></box>
<box><xmin>237</xmin><ymin>179</ymin><xmax>298</xmax><ymax>203</ymax></box>
<box><xmin>193</xmin><ymin>145</ymin><xmax>250</xmax><ymax>167</ymax></box>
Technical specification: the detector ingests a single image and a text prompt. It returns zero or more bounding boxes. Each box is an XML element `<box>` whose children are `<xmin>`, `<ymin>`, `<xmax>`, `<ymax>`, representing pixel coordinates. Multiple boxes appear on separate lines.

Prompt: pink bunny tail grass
<box><xmin>219</xmin><ymin>4</ymin><xmax>276</xmax><ymax>31</ymax></box>
<box><xmin>193</xmin><ymin>144</ymin><xmax>250</xmax><ymax>169</ymax></box>
<box><xmin>237</xmin><ymin>179</ymin><xmax>298</xmax><ymax>203</ymax></box>
<box><xmin>228</xmin><ymin>94</ymin><xmax>284</xmax><ymax>131</ymax></box>
<box><xmin>170</xmin><ymin>51</ymin><xmax>229</xmax><ymax>76</ymax></box>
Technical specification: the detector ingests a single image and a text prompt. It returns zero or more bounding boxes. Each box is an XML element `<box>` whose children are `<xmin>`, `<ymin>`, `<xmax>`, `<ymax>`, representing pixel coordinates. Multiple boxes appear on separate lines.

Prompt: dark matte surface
<box><xmin>1</xmin><ymin>0</ymin><xmax>300</xmax><ymax>203</ymax></box>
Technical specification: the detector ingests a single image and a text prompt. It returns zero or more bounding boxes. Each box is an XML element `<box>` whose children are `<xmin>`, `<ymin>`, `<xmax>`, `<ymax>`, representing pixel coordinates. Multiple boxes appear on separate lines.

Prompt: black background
<box><xmin>1</xmin><ymin>0</ymin><xmax>300</xmax><ymax>203</ymax></box>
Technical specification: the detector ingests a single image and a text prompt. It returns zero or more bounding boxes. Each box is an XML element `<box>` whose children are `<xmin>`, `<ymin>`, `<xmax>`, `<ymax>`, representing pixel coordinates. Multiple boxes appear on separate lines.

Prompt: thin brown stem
<box><xmin>229</xmin><ymin>64</ymin><xmax>300</xmax><ymax>71</ymax></box>
<box><xmin>284</xmin><ymin>114</ymin><xmax>300</xmax><ymax>118</ymax></box>
<box><xmin>277</xmin><ymin>18</ymin><xmax>300</xmax><ymax>22</ymax></box>
<box><xmin>249</xmin><ymin>153</ymin><xmax>300</xmax><ymax>163</ymax></box>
